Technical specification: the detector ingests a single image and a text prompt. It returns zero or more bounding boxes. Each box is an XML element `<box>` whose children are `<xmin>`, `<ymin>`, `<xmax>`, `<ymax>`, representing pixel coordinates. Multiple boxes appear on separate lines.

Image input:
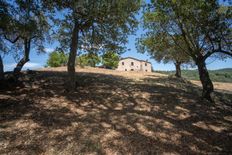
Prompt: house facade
<box><xmin>117</xmin><ymin>57</ymin><xmax>152</xmax><ymax>72</ymax></box>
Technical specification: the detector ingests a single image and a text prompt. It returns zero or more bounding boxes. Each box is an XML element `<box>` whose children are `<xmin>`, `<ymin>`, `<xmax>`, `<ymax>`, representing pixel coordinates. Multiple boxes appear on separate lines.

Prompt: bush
<box><xmin>76</xmin><ymin>53</ymin><xmax>101</xmax><ymax>67</ymax></box>
<box><xmin>102</xmin><ymin>51</ymin><xmax>119</xmax><ymax>69</ymax></box>
<box><xmin>47</xmin><ymin>51</ymin><xmax>68</xmax><ymax>67</ymax></box>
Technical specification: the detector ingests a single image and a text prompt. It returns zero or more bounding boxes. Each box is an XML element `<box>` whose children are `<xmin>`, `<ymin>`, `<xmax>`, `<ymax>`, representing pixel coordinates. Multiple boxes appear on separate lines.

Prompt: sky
<box><xmin>2</xmin><ymin>1</ymin><xmax>232</xmax><ymax>71</ymax></box>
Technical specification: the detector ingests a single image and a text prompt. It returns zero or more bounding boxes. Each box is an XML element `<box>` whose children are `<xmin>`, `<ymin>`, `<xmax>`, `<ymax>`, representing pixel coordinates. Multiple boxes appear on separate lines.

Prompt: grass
<box><xmin>155</xmin><ymin>68</ymin><xmax>232</xmax><ymax>83</ymax></box>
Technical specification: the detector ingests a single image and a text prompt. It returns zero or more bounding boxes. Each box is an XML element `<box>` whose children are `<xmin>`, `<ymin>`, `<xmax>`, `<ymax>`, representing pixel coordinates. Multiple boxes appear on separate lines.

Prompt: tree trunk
<box><xmin>14</xmin><ymin>38</ymin><xmax>30</xmax><ymax>74</ymax></box>
<box><xmin>196</xmin><ymin>58</ymin><xmax>214</xmax><ymax>102</ymax></box>
<box><xmin>174</xmin><ymin>61</ymin><xmax>181</xmax><ymax>78</ymax></box>
<box><xmin>0</xmin><ymin>55</ymin><xmax>4</xmax><ymax>80</ymax></box>
<box><xmin>66</xmin><ymin>22</ymin><xmax>79</xmax><ymax>91</ymax></box>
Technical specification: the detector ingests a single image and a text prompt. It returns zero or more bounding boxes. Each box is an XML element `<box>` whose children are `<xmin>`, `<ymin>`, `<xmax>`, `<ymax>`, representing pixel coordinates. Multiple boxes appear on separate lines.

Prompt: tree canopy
<box><xmin>137</xmin><ymin>31</ymin><xmax>192</xmax><ymax>77</ymax></box>
<box><xmin>0</xmin><ymin>0</ymin><xmax>50</xmax><ymax>74</ymax></box>
<box><xmin>141</xmin><ymin>0</ymin><xmax>232</xmax><ymax>101</ymax></box>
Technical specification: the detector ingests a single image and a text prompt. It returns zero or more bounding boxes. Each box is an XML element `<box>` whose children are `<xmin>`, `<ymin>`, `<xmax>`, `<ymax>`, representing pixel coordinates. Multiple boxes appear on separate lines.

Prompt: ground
<box><xmin>0</xmin><ymin>67</ymin><xmax>232</xmax><ymax>155</ymax></box>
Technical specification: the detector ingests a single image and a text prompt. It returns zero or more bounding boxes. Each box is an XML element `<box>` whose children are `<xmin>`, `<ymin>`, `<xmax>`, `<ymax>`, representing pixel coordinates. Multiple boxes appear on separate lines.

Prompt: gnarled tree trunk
<box><xmin>0</xmin><ymin>55</ymin><xmax>4</xmax><ymax>80</ymax></box>
<box><xmin>174</xmin><ymin>61</ymin><xmax>181</xmax><ymax>78</ymax></box>
<box><xmin>66</xmin><ymin>22</ymin><xmax>79</xmax><ymax>91</ymax></box>
<box><xmin>196</xmin><ymin>57</ymin><xmax>214</xmax><ymax>102</ymax></box>
<box><xmin>14</xmin><ymin>38</ymin><xmax>31</xmax><ymax>74</ymax></box>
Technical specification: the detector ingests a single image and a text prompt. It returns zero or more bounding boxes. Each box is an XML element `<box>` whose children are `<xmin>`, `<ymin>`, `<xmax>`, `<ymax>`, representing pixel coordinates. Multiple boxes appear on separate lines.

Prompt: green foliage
<box><xmin>137</xmin><ymin>31</ymin><xmax>191</xmax><ymax>65</ymax></box>
<box><xmin>137</xmin><ymin>1</ymin><xmax>193</xmax><ymax>73</ymax></box>
<box><xmin>102</xmin><ymin>51</ymin><xmax>120</xmax><ymax>69</ymax></box>
<box><xmin>155</xmin><ymin>69</ymin><xmax>232</xmax><ymax>83</ymax></box>
<box><xmin>1</xmin><ymin>0</ymin><xmax>50</xmax><ymax>74</ymax></box>
<box><xmin>51</xmin><ymin>0</ymin><xmax>141</xmax><ymax>56</ymax></box>
<box><xmin>76</xmin><ymin>53</ymin><xmax>101</xmax><ymax>67</ymax></box>
<box><xmin>143</xmin><ymin>0</ymin><xmax>231</xmax><ymax>60</ymax></box>
<box><xmin>1</xmin><ymin>0</ymin><xmax>50</xmax><ymax>53</ymax></box>
<box><xmin>47</xmin><ymin>51</ymin><xmax>68</xmax><ymax>67</ymax></box>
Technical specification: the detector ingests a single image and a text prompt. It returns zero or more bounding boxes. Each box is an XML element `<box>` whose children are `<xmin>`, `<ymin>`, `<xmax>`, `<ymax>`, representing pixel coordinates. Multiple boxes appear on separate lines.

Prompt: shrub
<box><xmin>76</xmin><ymin>53</ymin><xmax>101</xmax><ymax>67</ymax></box>
<box><xmin>102</xmin><ymin>51</ymin><xmax>119</xmax><ymax>69</ymax></box>
<box><xmin>47</xmin><ymin>51</ymin><xmax>68</xmax><ymax>67</ymax></box>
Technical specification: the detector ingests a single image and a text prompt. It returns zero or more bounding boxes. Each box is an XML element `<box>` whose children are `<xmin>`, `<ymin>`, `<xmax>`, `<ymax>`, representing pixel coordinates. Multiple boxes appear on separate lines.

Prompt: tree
<box><xmin>76</xmin><ymin>55</ymin><xmax>88</xmax><ymax>67</ymax></box>
<box><xmin>143</xmin><ymin>0</ymin><xmax>232</xmax><ymax>101</ymax></box>
<box><xmin>137</xmin><ymin>32</ymin><xmax>191</xmax><ymax>78</ymax></box>
<box><xmin>1</xmin><ymin>0</ymin><xmax>49</xmax><ymax>75</ymax></box>
<box><xmin>0</xmin><ymin>55</ymin><xmax>3</xmax><ymax>80</ymax></box>
<box><xmin>0</xmin><ymin>36</ymin><xmax>4</xmax><ymax>81</ymax></box>
<box><xmin>86</xmin><ymin>53</ymin><xmax>101</xmax><ymax>67</ymax></box>
<box><xmin>0</xmin><ymin>0</ymin><xmax>12</xmax><ymax>79</ymax></box>
<box><xmin>76</xmin><ymin>53</ymin><xmax>101</xmax><ymax>67</ymax></box>
<box><xmin>49</xmin><ymin>0</ymin><xmax>141</xmax><ymax>91</ymax></box>
<box><xmin>47</xmin><ymin>51</ymin><xmax>68</xmax><ymax>67</ymax></box>
<box><xmin>0</xmin><ymin>35</ymin><xmax>8</xmax><ymax>80</ymax></box>
<box><xmin>102</xmin><ymin>51</ymin><xmax>120</xmax><ymax>69</ymax></box>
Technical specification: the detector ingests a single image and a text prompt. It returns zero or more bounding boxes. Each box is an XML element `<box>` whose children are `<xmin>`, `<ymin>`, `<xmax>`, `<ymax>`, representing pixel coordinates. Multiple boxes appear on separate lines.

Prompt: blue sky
<box><xmin>2</xmin><ymin>1</ymin><xmax>232</xmax><ymax>71</ymax></box>
<box><xmin>3</xmin><ymin>31</ymin><xmax>232</xmax><ymax>71</ymax></box>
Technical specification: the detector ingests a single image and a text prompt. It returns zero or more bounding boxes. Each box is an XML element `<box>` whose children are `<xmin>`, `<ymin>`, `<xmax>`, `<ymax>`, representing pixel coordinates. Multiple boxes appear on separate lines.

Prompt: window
<box><xmin>122</xmin><ymin>62</ymin><xmax>124</xmax><ymax>65</ymax></box>
<box><xmin>131</xmin><ymin>62</ymin><xmax>134</xmax><ymax>66</ymax></box>
<box><xmin>145</xmin><ymin>63</ymin><xmax>147</xmax><ymax>66</ymax></box>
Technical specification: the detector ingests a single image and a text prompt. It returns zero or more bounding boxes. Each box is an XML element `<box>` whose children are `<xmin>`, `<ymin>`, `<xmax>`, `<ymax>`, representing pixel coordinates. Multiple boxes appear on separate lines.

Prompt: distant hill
<box><xmin>214</xmin><ymin>68</ymin><xmax>232</xmax><ymax>72</ymax></box>
<box><xmin>155</xmin><ymin>68</ymin><xmax>232</xmax><ymax>83</ymax></box>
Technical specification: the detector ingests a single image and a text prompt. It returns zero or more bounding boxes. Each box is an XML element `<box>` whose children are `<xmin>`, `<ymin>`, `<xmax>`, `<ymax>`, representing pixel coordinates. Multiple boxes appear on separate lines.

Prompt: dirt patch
<box><xmin>1</xmin><ymin>67</ymin><xmax>232</xmax><ymax>154</ymax></box>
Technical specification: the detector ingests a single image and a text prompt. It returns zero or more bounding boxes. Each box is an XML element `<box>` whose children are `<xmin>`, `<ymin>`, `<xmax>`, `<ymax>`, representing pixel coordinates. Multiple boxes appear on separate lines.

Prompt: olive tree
<box><xmin>137</xmin><ymin>32</ymin><xmax>191</xmax><ymax>78</ymax></box>
<box><xmin>1</xmin><ymin>0</ymin><xmax>49</xmax><ymax>75</ymax></box>
<box><xmin>142</xmin><ymin>0</ymin><xmax>232</xmax><ymax>101</ymax></box>
<box><xmin>49</xmin><ymin>0</ymin><xmax>141</xmax><ymax>91</ymax></box>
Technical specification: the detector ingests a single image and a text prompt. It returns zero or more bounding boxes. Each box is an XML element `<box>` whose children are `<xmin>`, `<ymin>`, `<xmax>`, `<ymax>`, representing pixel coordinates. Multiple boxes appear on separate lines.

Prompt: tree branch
<box><xmin>204</xmin><ymin>49</ymin><xmax>232</xmax><ymax>60</ymax></box>
<box><xmin>4</xmin><ymin>34</ymin><xmax>20</xmax><ymax>43</ymax></box>
<box><xmin>219</xmin><ymin>50</ymin><xmax>232</xmax><ymax>57</ymax></box>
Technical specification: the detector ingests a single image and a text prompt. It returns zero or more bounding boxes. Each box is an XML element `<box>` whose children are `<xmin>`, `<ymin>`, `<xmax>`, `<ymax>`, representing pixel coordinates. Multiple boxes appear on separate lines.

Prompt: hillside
<box><xmin>216</xmin><ymin>68</ymin><xmax>232</xmax><ymax>72</ymax></box>
<box><xmin>0</xmin><ymin>67</ymin><xmax>232</xmax><ymax>154</ymax></box>
<box><xmin>155</xmin><ymin>68</ymin><xmax>232</xmax><ymax>83</ymax></box>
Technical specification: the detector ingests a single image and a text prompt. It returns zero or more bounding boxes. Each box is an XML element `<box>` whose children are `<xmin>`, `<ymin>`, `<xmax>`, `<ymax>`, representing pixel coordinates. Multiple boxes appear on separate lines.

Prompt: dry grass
<box><xmin>191</xmin><ymin>80</ymin><xmax>232</xmax><ymax>94</ymax></box>
<box><xmin>0</xmin><ymin>67</ymin><xmax>232</xmax><ymax>155</ymax></box>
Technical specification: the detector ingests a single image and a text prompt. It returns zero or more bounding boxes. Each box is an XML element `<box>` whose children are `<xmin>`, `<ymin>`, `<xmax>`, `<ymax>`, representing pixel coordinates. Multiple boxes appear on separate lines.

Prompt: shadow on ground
<box><xmin>0</xmin><ymin>71</ymin><xmax>232</xmax><ymax>155</ymax></box>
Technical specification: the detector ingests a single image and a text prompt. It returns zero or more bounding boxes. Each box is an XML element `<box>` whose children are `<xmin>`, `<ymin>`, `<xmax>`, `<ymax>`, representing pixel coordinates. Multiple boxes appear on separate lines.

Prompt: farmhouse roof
<box><xmin>120</xmin><ymin>57</ymin><xmax>151</xmax><ymax>64</ymax></box>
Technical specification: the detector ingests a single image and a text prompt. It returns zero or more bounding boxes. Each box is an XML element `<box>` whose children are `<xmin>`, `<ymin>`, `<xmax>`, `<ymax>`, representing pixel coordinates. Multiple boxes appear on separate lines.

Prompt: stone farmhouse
<box><xmin>117</xmin><ymin>57</ymin><xmax>152</xmax><ymax>72</ymax></box>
